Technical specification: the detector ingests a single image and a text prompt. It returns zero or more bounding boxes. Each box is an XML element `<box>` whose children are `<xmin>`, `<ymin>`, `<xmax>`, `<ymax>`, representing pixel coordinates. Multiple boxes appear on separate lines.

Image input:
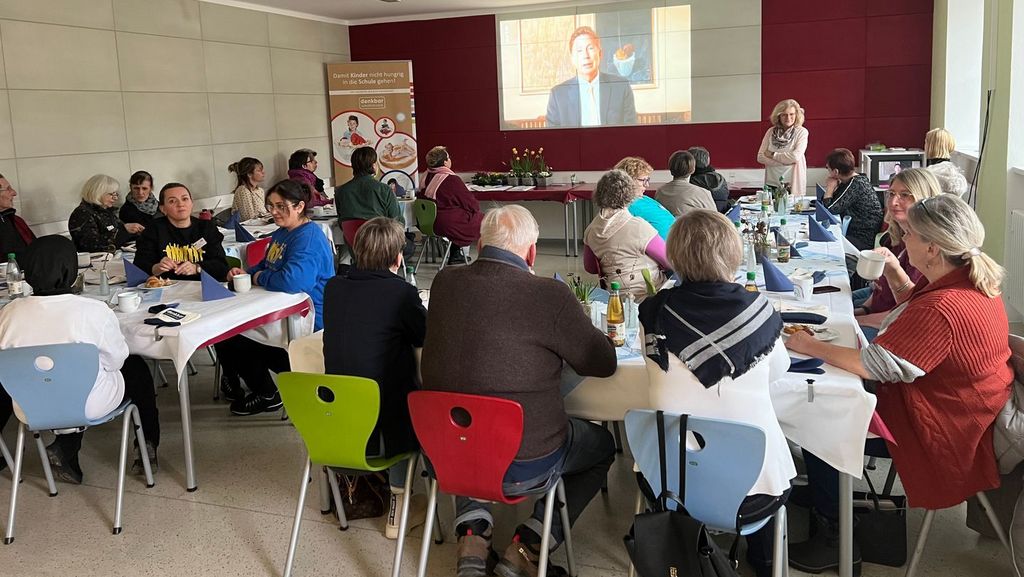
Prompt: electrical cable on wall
<box><xmin>968</xmin><ymin>88</ymin><xmax>994</xmax><ymax>210</ymax></box>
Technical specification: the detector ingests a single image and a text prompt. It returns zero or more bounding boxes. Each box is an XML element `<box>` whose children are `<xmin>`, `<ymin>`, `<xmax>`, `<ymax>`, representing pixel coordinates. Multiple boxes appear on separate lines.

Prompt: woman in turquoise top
<box><xmin>217</xmin><ymin>179</ymin><xmax>335</xmax><ymax>416</ymax></box>
<box><xmin>614</xmin><ymin>156</ymin><xmax>675</xmax><ymax>239</ymax></box>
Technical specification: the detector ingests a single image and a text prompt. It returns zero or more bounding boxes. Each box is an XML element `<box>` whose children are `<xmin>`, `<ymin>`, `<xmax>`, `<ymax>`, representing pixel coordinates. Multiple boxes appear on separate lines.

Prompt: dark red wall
<box><xmin>350</xmin><ymin>0</ymin><xmax>932</xmax><ymax>171</ymax></box>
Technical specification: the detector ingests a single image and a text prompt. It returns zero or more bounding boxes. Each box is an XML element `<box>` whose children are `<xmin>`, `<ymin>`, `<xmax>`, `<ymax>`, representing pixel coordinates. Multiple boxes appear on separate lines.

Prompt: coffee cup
<box><xmin>117</xmin><ymin>291</ymin><xmax>141</xmax><ymax>313</ymax></box>
<box><xmin>77</xmin><ymin>252</ymin><xmax>92</xmax><ymax>268</ymax></box>
<box><xmin>313</xmin><ymin>206</ymin><xmax>325</xmax><ymax>218</ymax></box>
<box><xmin>232</xmin><ymin>273</ymin><xmax>252</xmax><ymax>293</ymax></box>
<box><xmin>790</xmin><ymin>275</ymin><xmax>813</xmax><ymax>302</ymax></box>
<box><xmin>856</xmin><ymin>250</ymin><xmax>887</xmax><ymax>281</ymax></box>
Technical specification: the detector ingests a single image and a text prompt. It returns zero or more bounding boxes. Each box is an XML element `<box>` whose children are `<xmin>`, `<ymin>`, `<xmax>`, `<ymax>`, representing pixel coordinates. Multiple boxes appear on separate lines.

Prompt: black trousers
<box><xmin>0</xmin><ymin>354</ymin><xmax>160</xmax><ymax>455</ymax></box>
<box><xmin>213</xmin><ymin>336</ymin><xmax>290</xmax><ymax>397</ymax></box>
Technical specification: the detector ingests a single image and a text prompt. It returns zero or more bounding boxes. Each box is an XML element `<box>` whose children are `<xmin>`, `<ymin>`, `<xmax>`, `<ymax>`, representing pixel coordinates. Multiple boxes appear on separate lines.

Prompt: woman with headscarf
<box><xmin>757</xmin><ymin>98</ymin><xmax>809</xmax><ymax>196</ymax></box>
<box><xmin>119</xmin><ymin>170</ymin><xmax>160</xmax><ymax>229</ymax></box>
<box><xmin>0</xmin><ymin>236</ymin><xmax>160</xmax><ymax>482</ymax></box>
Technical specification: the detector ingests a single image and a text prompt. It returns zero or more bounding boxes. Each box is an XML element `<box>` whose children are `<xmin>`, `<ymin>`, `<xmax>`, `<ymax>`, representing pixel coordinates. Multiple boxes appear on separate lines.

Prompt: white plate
<box><xmin>739</xmin><ymin>195</ymin><xmax>759</xmax><ymax>203</ymax></box>
<box><xmin>783</xmin><ymin>324</ymin><xmax>840</xmax><ymax>342</ymax></box>
<box><xmin>137</xmin><ymin>281</ymin><xmax>178</xmax><ymax>290</ymax></box>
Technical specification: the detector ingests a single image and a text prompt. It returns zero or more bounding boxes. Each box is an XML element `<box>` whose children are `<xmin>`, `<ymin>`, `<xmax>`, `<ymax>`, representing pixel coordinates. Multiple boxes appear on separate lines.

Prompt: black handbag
<box><xmin>853</xmin><ymin>468</ymin><xmax>907</xmax><ymax>567</ymax></box>
<box><xmin>623</xmin><ymin>411</ymin><xmax>739</xmax><ymax>577</ymax></box>
<box><xmin>330</xmin><ymin>470</ymin><xmax>389</xmax><ymax>521</ymax></box>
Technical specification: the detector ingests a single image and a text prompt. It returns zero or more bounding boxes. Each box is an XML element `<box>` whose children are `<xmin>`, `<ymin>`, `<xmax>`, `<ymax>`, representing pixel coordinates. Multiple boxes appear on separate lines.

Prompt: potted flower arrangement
<box><xmin>567</xmin><ymin>273</ymin><xmax>597</xmax><ymax>317</ymax></box>
<box><xmin>748</xmin><ymin>219</ymin><xmax>772</xmax><ymax>262</ymax></box>
<box><xmin>509</xmin><ymin>147</ymin><xmax>536</xmax><ymax>186</ymax></box>
<box><xmin>533</xmin><ymin>147</ymin><xmax>552</xmax><ymax>187</ymax></box>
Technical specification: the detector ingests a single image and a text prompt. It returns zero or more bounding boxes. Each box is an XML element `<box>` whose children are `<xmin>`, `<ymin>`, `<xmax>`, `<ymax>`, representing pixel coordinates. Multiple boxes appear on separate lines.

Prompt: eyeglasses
<box><xmin>886</xmin><ymin>190</ymin><xmax>914</xmax><ymax>201</ymax></box>
<box><xmin>265</xmin><ymin>201</ymin><xmax>297</xmax><ymax>213</ymax></box>
<box><xmin>636</xmin><ymin>177</ymin><xmax>651</xmax><ymax>186</ymax></box>
<box><xmin>105</xmin><ymin>192</ymin><xmax>119</xmax><ymax>198</ymax></box>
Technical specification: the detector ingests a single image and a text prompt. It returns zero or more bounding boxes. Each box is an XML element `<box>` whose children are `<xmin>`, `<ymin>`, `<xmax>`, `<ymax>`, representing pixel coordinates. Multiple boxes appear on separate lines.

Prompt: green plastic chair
<box><xmin>413</xmin><ymin>199</ymin><xmax>454</xmax><ymax>272</ymax></box>
<box><xmin>277</xmin><ymin>372</ymin><xmax>419</xmax><ymax>577</ymax></box>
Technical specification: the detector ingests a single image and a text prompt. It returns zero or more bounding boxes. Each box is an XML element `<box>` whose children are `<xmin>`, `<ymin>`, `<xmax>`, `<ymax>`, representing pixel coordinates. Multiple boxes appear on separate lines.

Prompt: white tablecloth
<box><xmin>83</xmin><ymin>281</ymin><xmax>314</xmax><ymax>374</ymax></box>
<box><xmin>563</xmin><ymin>216</ymin><xmax>876</xmax><ymax>477</ymax></box>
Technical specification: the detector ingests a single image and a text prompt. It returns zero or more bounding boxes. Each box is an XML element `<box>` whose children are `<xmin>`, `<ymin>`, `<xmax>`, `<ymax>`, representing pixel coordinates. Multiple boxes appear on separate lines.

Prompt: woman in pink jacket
<box><xmin>757</xmin><ymin>99</ymin><xmax>809</xmax><ymax>197</ymax></box>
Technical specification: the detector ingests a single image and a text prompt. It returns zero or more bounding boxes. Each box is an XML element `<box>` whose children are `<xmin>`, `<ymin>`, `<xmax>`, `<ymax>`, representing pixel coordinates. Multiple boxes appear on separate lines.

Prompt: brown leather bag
<box><xmin>332</xmin><ymin>471</ymin><xmax>388</xmax><ymax>521</ymax></box>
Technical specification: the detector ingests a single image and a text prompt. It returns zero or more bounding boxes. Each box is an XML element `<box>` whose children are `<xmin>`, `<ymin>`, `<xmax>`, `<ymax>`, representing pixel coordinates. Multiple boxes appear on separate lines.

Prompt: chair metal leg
<box><xmin>0</xmin><ymin>434</ymin><xmax>13</xmax><ymax>481</ymax></box>
<box><xmin>415</xmin><ymin>480</ymin><xmax>439</xmax><ymax>577</ymax></box>
<box><xmin>318</xmin><ymin>466</ymin><xmax>332</xmax><ymax>514</ymax></box>
<box><xmin>206</xmin><ymin>346</ymin><xmax>217</xmax><ymax>365</ymax></box>
<box><xmin>975</xmin><ymin>492</ymin><xmax>1012</xmax><ymax>555</ymax></box>
<box><xmin>556</xmin><ymin>480</ymin><xmax>577</xmax><ymax>577</ymax></box>
<box><xmin>212</xmin><ymin>358</ymin><xmax>222</xmax><ymax>401</ymax></box>
<box><xmin>4</xmin><ymin>424</ymin><xmax>26</xmax><ymax>544</ymax></box>
<box><xmin>186</xmin><ymin>360</ymin><xmax>198</xmax><ymax>376</ymax></box>
<box><xmin>32</xmin><ymin>433</ymin><xmax>57</xmax><ymax>496</ymax></box>
<box><xmin>438</xmin><ymin>240</ymin><xmax>452</xmax><ymax>272</ymax></box>
<box><xmin>537</xmin><ymin>482</ymin><xmax>559</xmax><ymax>577</ymax></box>
<box><xmin>905</xmin><ymin>509</ymin><xmax>935</xmax><ymax>577</ymax></box>
<box><xmin>771</xmin><ymin>505</ymin><xmax>788</xmax><ymax>577</ymax></box>
<box><xmin>132</xmin><ymin>406</ymin><xmax>154</xmax><ymax>488</ymax></box>
<box><xmin>327</xmin><ymin>468</ymin><xmax>348</xmax><ymax>530</ymax></box>
<box><xmin>283</xmin><ymin>458</ymin><xmax>313</xmax><ymax>577</ymax></box>
<box><xmin>392</xmin><ymin>456</ymin><xmax>418</xmax><ymax>577</ymax></box>
<box><xmin>883</xmin><ymin>461</ymin><xmax>898</xmax><ymax>496</ymax></box>
<box><xmin>612</xmin><ymin>421</ymin><xmax>624</xmax><ymax>454</ymax></box>
<box><xmin>419</xmin><ymin>468</ymin><xmax>443</xmax><ymax>544</ymax></box>
<box><xmin>113</xmin><ymin>406</ymin><xmax>134</xmax><ymax>535</ymax></box>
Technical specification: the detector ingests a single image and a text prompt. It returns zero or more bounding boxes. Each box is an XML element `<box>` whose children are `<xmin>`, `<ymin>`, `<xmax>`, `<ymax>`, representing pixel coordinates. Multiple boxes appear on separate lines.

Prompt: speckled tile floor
<box><xmin>0</xmin><ymin>242</ymin><xmax>1015</xmax><ymax>577</ymax></box>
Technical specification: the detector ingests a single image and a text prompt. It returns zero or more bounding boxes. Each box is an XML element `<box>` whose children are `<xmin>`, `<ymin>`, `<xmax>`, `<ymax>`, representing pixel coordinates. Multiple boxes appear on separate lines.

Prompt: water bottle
<box><xmin>405</xmin><ymin>265</ymin><xmax>417</xmax><ymax>288</ymax></box>
<box><xmin>6</xmin><ymin>253</ymin><xmax>24</xmax><ymax>298</ymax></box>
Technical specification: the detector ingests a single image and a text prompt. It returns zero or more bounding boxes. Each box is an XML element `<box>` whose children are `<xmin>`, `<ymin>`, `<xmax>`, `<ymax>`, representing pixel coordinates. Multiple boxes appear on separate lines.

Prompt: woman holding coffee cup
<box><xmin>134</xmin><ymin>183</ymin><xmax>229</xmax><ymax>281</ymax></box>
<box><xmin>853</xmin><ymin>168</ymin><xmax>941</xmax><ymax>339</ymax></box>
<box><xmin>217</xmin><ymin>179</ymin><xmax>335</xmax><ymax>416</ymax></box>
<box><xmin>784</xmin><ymin>194</ymin><xmax>1011</xmax><ymax>569</ymax></box>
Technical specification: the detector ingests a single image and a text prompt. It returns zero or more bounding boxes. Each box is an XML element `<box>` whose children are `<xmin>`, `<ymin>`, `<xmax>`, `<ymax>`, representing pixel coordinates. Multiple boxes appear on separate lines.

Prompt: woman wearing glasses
<box><xmin>853</xmin><ymin>168</ymin><xmax>940</xmax><ymax>339</ymax></box>
<box><xmin>217</xmin><ymin>179</ymin><xmax>335</xmax><ymax>416</ymax></box>
<box><xmin>68</xmin><ymin>174</ymin><xmax>143</xmax><ymax>253</ymax></box>
<box><xmin>784</xmin><ymin>194</ymin><xmax>1011</xmax><ymax>573</ymax></box>
<box><xmin>613</xmin><ymin>156</ymin><xmax>675</xmax><ymax>240</ymax></box>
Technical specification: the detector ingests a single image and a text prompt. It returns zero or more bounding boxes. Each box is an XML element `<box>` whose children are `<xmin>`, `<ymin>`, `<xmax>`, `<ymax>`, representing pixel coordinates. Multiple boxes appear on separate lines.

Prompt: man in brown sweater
<box><xmin>422</xmin><ymin>205</ymin><xmax>617</xmax><ymax>577</ymax></box>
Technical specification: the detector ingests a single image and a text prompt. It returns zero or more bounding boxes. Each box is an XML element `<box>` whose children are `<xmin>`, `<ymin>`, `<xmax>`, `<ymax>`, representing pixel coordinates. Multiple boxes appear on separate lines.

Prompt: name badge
<box><xmin>192</xmin><ymin>238</ymin><xmax>207</xmax><ymax>249</ymax></box>
<box><xmin>106</xmin><ymin>225</ymin><xmax>115</xmax><ymax>231</ymax></box>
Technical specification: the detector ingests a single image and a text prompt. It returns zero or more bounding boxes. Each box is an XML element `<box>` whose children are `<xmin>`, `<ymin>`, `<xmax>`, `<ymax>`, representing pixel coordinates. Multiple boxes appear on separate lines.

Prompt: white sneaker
<box><xmin>385</xmin><ymin>488</ymin><xmax>427</xmax><ymax>540</ymax></box>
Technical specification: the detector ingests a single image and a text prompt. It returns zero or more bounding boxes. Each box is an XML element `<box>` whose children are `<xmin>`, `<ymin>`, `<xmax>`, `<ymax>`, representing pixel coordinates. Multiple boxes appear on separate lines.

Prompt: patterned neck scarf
<box><xmin>128</xmin><ymin>193</ymin><xmax>159</xmax><ymax>216</ymax></box>
<box><xmin>771</xmin><ymin>125</ymin><xmax>797</xmax><ymax>149</ymax></box>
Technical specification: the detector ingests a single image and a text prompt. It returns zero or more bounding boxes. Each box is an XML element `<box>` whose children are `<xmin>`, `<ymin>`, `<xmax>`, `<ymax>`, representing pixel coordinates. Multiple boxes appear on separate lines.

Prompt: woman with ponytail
<box><xmin>784</xmin><ymin>193</ymin><xmax>1012</xmax><ymax>572</ymax></box>
<box><xmin>229</xmin><ymin>157</ymin><xmax>268</xmax><ymax>221</ymax></box>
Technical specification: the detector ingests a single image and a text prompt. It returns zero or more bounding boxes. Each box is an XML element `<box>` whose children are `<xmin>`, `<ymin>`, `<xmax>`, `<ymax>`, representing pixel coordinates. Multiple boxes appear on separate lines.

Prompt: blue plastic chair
<box><xmin>0</xmin><ymin>343</ymin><xmax>154</xmax><ymax>544</ymax></box>
<box><xmin>624</xmin><ymin>410</ymin><xmax>789</xmax><ymax>577</ymax></box>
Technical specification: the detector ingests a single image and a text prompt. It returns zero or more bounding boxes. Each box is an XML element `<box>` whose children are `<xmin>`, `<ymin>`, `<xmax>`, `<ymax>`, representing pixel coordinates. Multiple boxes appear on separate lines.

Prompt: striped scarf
<box><xmin>639</xmin><ymin>282</ymin><xmax>783</xmax><ymax>388</ymax></box>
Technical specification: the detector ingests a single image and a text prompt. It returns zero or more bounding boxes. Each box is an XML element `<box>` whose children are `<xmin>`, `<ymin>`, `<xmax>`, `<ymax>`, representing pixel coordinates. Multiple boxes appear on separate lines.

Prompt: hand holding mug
<box><xmin>872</xmin><ymin>247</ymin><xmax>900</xmax><ymax>275</ymax></box>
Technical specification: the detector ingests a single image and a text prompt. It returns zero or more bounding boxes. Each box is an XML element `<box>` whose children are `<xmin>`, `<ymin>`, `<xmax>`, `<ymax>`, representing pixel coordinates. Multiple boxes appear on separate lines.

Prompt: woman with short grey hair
<box><xmin>656</xmin><ymin>150</ymin><xmax>716</xmax><ymax>216</ymax></box>
<box><xmin>68</xmin><ymin>174</ymin><xmax>141</xmax><ymax>252</ymax></box>
<box><xmin>583</xmin><ymin>169</ymin><xmax>669</xmax><ymax>300</ymax></box>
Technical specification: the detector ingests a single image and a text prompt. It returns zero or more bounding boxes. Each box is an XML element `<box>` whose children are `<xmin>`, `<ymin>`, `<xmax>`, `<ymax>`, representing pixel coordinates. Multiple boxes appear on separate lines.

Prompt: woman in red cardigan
<box><xmin>0</xmin><ymin>174</ymin><xmax>35</xmax><ymax>262</ymax></box>
<box><xmin>418</xmin><ymin>146</ymin><xmax>484</xmax><ymax>264</ymax></box>
<box><xmin>785</xmin><ymin>193</ymin><xmax>1012</xmax><ymax>573</ymax></box>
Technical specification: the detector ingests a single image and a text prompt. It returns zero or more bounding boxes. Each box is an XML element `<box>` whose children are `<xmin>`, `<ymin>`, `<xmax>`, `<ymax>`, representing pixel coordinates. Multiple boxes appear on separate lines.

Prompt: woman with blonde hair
<box><xmin>786</xmin><ymin>193</ymin><xmax>1011</xmax><ymax>572</ymax></box>
<box><xmin>613</xmin><ymin>156</ymin><xmax>675</xmax><ymax>240</ymax></box>
<box><xmin>854</xmin><ymin>168</ymin><xmax>941</xmax><ymax>337</ymax></box>
<box><xmin>68</xmin><ymin>174</ymin><xmax>142</xmax><ymax>252</ymax></box>
<box><xmin>757</xmin><ymin>99</ymin><xmax>808</xmax><ymax>196</ymax></box>
<box><xmin>924</xmin><ymin>128</ymin><xmax>969</xmax><ymax>197</ymax></box>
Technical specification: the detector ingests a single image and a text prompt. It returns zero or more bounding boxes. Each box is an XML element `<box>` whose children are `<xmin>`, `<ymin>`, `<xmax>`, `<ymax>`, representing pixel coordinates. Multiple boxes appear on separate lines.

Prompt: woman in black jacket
<box><xmin>119</xmin><ymin>170</ymin><xmax>161</xmax><ymax>230</ymax></box>
<box><xmin>322</xmin><ymin>216</ymin><xmax>426</xmax><ymax>540</ymax></box>
<box><xmin>134</xmin><ymin>183</ymin><xmax>229</xmax><ymax>281</ymax></box>
<box><xmin>68</xmin><ymin>174</ymin><xmax>142</xmax><ymax>253</ymax></box>
<box><xmin>687</xmin><ymin>146</ymin><xmax>731</xmax><ymax>212</ymax></box>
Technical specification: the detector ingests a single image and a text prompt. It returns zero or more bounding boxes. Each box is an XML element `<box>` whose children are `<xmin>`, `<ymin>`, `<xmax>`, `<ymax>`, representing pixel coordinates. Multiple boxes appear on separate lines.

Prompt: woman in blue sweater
<box><xmin>217</xmin><ymin>179</ymin><xmax>335</xmax><ymax>416</ymax></box>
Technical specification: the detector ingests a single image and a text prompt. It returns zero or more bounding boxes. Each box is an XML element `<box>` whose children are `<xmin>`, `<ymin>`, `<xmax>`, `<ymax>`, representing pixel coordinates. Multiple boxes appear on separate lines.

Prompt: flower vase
<box><xmin>522</xmin><ymin>175</ymin><xmax>535</xmax><ymax>187</ymax></box>
<box><xmin>536</xmin><ymin>176</ymin><xmax>548</xmax><ymax>188</ymax></box>
<box><xmin>754</xmin><ymin>243</ymin><xmax>771</xmax><ymax>263</ymax></box>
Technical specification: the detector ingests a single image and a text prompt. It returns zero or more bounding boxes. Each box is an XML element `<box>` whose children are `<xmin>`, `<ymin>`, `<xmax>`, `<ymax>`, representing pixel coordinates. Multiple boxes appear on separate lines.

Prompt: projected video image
<box><xmin>499</xmin><ymin>4</ymin><xmax>691</xmax><ymax>130</ymax></box>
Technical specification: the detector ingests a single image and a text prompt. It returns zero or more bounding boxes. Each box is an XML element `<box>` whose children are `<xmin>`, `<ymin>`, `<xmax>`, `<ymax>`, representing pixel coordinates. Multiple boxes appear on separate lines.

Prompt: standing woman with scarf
<box><xmin>639</xmin><ymin>209</ymin><xmax>794</xmax><ymax>577</ymax></box>
<box><xmin>418</xmin><ymin>145</ymin><xmax>484</xmax><ymax>264</ymax></box>
<box><xmin>0</xmin><ymin>235</ymin><xmax>160</xmax><ymax>482</ymax></box>
<box><xmin>757</xmin><ymin>98</ymin><xmax>809</xmax><ymax>197</ymax></box>
<box><xmin>119</xmin><ymin>171</ymin><xmax>160</xmax><ymax>229</ymax></box>
<box><xmin>0</xmin><ymin>173</ymin><xmax>35</xmax><ymax>262</ymax></box>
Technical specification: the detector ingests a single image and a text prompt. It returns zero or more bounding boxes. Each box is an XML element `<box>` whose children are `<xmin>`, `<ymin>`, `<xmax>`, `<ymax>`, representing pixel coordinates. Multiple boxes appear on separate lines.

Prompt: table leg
<box><xmin>572</xmin><ymin>201</ymin><xmax>579</xmax><ymax>257</ymax></box>
<box><xmin>839</xmin><ymin>472</ymin><xmax>853</xmax><ymax>577</ymax></box>
<box><xmin>563</xmin><ymin>203</ymin><xmax>570</xmax><ymax>256</ymax></box>
<box><xmin>179</xmin><ymin>370</ymin><xmax>198</xmax><ymax>492</ymax></box>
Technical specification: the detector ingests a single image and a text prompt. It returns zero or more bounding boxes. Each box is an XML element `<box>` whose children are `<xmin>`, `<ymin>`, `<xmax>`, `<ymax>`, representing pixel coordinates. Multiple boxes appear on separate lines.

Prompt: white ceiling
<box><xmin>206</xmin><ymin>0</ymin><xmax>617</xmax><ymax>26</ymax></box>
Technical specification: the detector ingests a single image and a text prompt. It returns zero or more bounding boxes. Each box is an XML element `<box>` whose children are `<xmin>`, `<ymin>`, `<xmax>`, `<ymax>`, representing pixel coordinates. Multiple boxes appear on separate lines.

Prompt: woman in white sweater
<box><xmin>924</xmin><ymin>127</ymin><xmax>969</xmax><ymax>197</ymax></box>
<box><xmin>229</xmin><ymin>157</ymin><xmax>269</xmax><ymax>221</ymax></box>
<box><xmin>758</xmin><ymin>98</ymin><xmax>809</xmax><ymax>196</ymax></box>
<box><xmin>639</xmin><ymin>209</ymin><xmax>795</xmax><ymax>577</ymax></box>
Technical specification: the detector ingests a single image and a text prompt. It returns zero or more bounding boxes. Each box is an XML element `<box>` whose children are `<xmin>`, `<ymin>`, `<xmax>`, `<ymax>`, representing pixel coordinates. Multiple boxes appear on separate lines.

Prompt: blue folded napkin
<box><xmin>816</xmin><ymin>202</ymin><xmax>840</xmax><ymax>225</ymax></box>
<box><xmin>124</xmin><ymin>257</ymin><xmax>149</xmax><ymax>287</ymax></box>
<box><xmin>201</xmin><ymin>270</ymin><xmax>234</xmax><ymax>302</ymax></box>
<box><xmin>807</xmin><ymin>217</ymin><xmax>837</xmax><ymax>242</ymax></box>
<box><xmin>794</xmin><ymin>241</ymin><xmax>809</xmax><ymax>249</ymax></box>
<box><xmin>234</xmin><ymin>222</ymin><xmax>256</xmax><ymax>242</ymax></box>
<box><xmin>773</xmin><ymin>229</ymin><xmax>802</xmax><ymax>258</ymax></box>
<box><xmin>727</xmin><ymin>203</ymin><xmax>741</xmax><ymax>223</ymax></box>
<box><xmin>761</xmin><ymin>259</ymin><xmax>793</xmax><ymax>292</ymax></box>
<box><xmin>789</xmin><ymin>357</ymin><xmax>825</xmax><ymax>373</ymax></box>
<box><xmin>811</xmin><ymin>270</ymin><xmax>826</xmax><ymax>284</ymax></box>
<box><xmin>780</xmin><ymin>312</ymin><xmax>827</xmax><ymax>325</ymax></box>
<box><xmin>816</xmin><ymin>183</ymin><xmax>826</xmax><ymax>202</ymax></box>
<box><xmin>553</xmin><ymin>272</ymin><xmax>566</xmax><ymax>284</ymax></box>
<box><xmin>223</xmin><ymin>210</ymin><xmax>240</xmax><ymax>230</ymax></box>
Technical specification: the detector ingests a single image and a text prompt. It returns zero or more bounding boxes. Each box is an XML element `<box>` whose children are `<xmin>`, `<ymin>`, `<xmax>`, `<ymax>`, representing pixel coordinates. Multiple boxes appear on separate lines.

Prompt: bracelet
<box><xmin>893</xmin><ymin>279</ymin><xmax>913</xmax><ymax>294</ymax></box>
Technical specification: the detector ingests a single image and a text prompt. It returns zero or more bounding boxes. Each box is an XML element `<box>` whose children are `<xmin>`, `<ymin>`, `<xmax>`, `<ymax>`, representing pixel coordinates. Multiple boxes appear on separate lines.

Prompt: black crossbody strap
<box><xmin>656</xmin><ymin>410</ymin><xmax>669</xmax><ymax>511</ymax></box>
<box><xmin>678</xmin><ymin>413</ymin><xmax>688</xmax><ymax>506</ymax></box>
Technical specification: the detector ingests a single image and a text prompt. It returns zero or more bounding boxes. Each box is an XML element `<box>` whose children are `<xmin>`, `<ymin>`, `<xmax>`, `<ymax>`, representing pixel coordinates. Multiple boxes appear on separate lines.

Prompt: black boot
<box><xmin>789</xmin><ymin>509</ymin><xmax>861</xmax><ymax>576</ymax></box>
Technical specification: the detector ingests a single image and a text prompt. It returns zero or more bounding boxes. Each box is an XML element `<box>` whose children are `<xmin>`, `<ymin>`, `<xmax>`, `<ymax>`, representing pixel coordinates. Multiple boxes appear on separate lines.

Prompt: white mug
<box><xmin>790</xmin><ymin>275</ymin><xmax>813</xmax><ymax>302</ymax></box>
<box><xmin>77</xmin><ymin>252</ymin><xmax>92</xmax><ymax>268</ymax></box>
<box><xmin>232</xmin><ymin>273</ymin><xmax>252</xmax><ymax>293</ymax></box>
<box><xmin>313</xmin><ymin>206</ymin><xmax>325</xmax><ymax>217</ymax></box>
<box><xmin>856</xmin><ymin>250</ymin><xmax>887</xmax><ymax>281</ymax></box>
<box><xmin>117</xmin><ymin>292</ymin><xmax>141</xmax><ymax>313</ymax></box>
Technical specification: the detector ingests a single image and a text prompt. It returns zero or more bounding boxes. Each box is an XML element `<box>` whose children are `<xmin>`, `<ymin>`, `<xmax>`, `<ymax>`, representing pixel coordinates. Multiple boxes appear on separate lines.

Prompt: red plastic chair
<box><xmin>341</xmin><ymin>218</ymin><xmax>367</xmax><ymax>248</ymax></box>
<box><xmin>407</xmin><ymin>391</ymin><xmax>576</xmax><ymax>577</ymax></box>
<box><xmin>245</xmin><ymin>237</ymin><xmax>272</xmax><ymax>268</ymax></box>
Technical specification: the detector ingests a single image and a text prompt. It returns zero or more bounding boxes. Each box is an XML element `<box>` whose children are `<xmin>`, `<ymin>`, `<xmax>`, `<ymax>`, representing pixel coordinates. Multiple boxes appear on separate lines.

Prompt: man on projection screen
<box><xmin>546</xmin><ymin>26</ymin><xmax>638</xmax><ymax>128</ymax></box>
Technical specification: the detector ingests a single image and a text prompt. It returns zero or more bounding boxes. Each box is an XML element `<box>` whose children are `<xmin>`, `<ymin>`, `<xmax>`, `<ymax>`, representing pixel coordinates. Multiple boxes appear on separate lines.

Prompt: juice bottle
<box><xmin>744</xmin><ymin>271</ymin><xmax>758</xmax><ymax>292</ymax></box>
<box><xmin>606</xmin><ymin>281</ymin><xmax>626</xmax><ymax>346</ymax></box>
